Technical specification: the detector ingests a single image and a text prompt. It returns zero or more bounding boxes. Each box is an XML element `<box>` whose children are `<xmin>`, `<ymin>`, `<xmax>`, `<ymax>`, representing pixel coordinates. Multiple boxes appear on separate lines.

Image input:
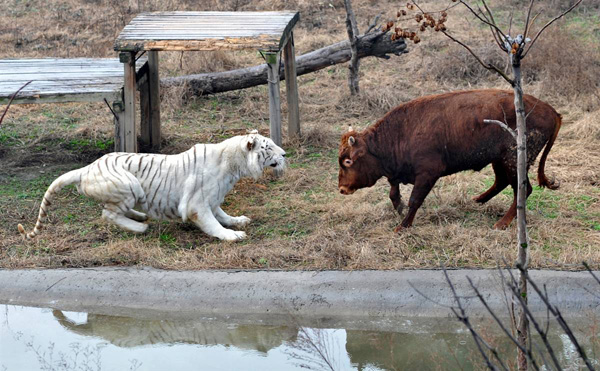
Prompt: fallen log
<box><xmin>160</xmin><ymin>30</ymin><xmax>407</xmax><ymax>96</ymax></box>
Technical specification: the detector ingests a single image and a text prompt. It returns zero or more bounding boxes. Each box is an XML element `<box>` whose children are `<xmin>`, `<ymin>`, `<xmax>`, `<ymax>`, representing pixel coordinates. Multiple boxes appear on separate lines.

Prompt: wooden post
<box><xmin>283</xmin><ymin>32</ymin><xmax>300</xmax><ymax>139</ymax></box>
<box><xmin>113</xmin><ymin>101</ymin><xmax>125</xmax><ymax>152</ymax></box>
<box><xmin>148</xmin><ymin>51</ymin><xmax>161</xmax><ymax>151</ymax></box>
<box><xmin>265</xmin><ymin>51</ymin><xmax>282</xmax><ymax>147</ymax></box>
<box><xmin>120</xmin><ymin>52</ymin><xmax>137</xmax><ymax>153</ymax></box>
<box><xmin>140</xmin><ymin>77</ymin><xmax>150</xmax><ymax>150</ymax></box>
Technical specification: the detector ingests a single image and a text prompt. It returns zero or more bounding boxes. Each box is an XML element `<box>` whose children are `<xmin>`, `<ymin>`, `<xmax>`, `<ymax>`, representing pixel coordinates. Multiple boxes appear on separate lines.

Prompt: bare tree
<box><xmin>390</xmin><ymin>2</ymin><xmax>583</xmax><ymax>369</ymax></box>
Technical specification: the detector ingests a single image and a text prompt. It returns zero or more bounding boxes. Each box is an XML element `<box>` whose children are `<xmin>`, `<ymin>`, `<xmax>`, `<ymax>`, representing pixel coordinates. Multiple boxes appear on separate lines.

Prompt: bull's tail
<box><xmin>537</xmin><ymin>113</ymin><xmax>562</xmax><ymax>190</ymax></box>
<box><xmin>18</xmin><ymin>169</ymin><xmax>82</xmax><ymax>239</ymax></box>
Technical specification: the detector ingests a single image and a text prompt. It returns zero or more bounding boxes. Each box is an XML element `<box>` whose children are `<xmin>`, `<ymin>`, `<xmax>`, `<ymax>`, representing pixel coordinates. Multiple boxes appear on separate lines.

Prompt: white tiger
<box><xmin>18</xmin><ymin>131</ymin><xmax>286</xmax><ymax>241</ymax></box>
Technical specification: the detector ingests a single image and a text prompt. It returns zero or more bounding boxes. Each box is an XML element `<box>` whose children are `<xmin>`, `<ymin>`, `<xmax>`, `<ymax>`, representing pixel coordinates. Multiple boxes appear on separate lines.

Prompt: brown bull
<box><xmin>338</xmin><ymin>89</ymin><xmax>561</xmax><ymax>231</ymax></box>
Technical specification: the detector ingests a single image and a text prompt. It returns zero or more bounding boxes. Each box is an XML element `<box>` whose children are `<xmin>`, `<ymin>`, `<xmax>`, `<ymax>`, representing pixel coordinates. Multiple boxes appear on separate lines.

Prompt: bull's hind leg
<box><xmin>493</xmin><ymin>173</ymin><xmax>533</xmax><ymax>230</ymax></box>
<box><xmin>389</xmin><ymin>181</ymin><xmax>404</xmax><ymax>216</ymax></box>
<box><xmin>474</xmin><ymin>162</ymin><xmax>509</xmax><ymax>204</ymax></box>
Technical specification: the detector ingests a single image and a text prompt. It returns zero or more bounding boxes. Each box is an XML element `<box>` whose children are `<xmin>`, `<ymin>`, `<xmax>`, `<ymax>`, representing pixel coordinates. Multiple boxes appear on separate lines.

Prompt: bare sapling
<box><xmin>390</xmin><ymin>1</ymin><xmax>583</xmax><ymax>369</ymax></box>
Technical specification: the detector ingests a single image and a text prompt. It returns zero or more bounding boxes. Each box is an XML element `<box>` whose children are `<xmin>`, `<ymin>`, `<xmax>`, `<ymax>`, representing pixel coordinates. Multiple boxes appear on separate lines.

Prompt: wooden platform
<box><xmin>114</xmin><ymin>11</ymin><xmax>299</xmax><ymax>52</ymax></box>
<box><xmin>0</xmin><ymin>58</ymin><xmax>144</xmax><ymax>104</ymax></box>
<box><xmin>114</xmin><ymin>11</ymin><xmax>301</xmax><ymax>152</ymax></box>
<box><xmin>0</xmin><ymin>57</ymin><xmax>147</xmax><ymax>152</ymax></box>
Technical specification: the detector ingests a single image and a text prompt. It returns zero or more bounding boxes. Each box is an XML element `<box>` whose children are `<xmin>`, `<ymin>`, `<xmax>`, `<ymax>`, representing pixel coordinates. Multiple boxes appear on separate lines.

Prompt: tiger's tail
<box><xmin>18</xmin><ymin>169</ymin><xmax>82</xmax><ymax>239</ymax></box>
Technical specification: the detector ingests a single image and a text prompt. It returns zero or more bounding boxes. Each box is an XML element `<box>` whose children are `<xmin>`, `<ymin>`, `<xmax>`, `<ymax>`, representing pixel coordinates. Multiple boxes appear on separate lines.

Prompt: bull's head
<box><xmin>338</xmin><ymin>126</ymin><xmax>383</xmax><ymax>195</ymax></box>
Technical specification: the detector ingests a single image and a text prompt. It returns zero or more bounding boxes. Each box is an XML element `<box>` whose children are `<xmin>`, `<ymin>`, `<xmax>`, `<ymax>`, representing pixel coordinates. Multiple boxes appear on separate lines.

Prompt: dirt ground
<box><xmin>0</xmin><ymin>0</ymin><xmax>599</xmax><ymax>270</ymax></box>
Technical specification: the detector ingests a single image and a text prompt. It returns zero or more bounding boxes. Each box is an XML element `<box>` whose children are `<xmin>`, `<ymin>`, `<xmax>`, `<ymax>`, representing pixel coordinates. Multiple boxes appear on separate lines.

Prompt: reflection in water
<box><xmin>51</xmin><ymin>310</ymin><xmax>600</xmax><ymax>371</ymax></box>
<box><xmin>53</xmin><ymin>310</ymin><xmax>298</xmax><ymax>353</ymax></box>
<box><xmin>345</xmin><ymin>328</ymin><xmax>599</xmax><ymax>371</ymax></box>
<box><xmin>1</xmin><ymin>305</ymin><xmax>596</xmax><ymax>371</ymax></box>
<box><xmin>346</xmin><ymin>329</ymin><xmax>484</xmax><ymax>370</ymax></box>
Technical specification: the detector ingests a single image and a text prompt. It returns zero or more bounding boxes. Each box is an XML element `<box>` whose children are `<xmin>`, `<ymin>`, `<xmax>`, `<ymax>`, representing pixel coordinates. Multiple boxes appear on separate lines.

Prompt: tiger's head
<box><xmin>243</xmin><ymin>130</ymin><xmax>286</xmax><ymax>179</ymax></box>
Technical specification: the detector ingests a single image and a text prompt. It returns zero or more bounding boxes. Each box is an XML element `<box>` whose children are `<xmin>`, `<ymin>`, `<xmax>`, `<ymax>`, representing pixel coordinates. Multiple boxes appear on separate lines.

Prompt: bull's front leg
<box><xmin>394</xmin><ymin>174</ymin><xmax>438</xmax><ymax>232</ymax></box>
<box><xmin>388</xmin><ymin>181</ymin><xmax>404</xmax><ymax>216</ymax></box>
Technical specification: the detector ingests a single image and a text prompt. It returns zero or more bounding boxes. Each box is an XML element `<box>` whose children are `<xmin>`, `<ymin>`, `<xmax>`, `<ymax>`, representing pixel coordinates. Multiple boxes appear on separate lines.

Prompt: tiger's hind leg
<box><xmin>125</xmin><ymin>209</ymin><xmax>148</xmax><ymax>222</ymax></box>
<box><xmin>102</xmin><ymin>207</ymin><xmax>148</xmax><ymax>234</ymax></box>
<box><xmin>102</xmin><ymin>194</ymin><xmax>148</xmax><ymax>234</ymax></box>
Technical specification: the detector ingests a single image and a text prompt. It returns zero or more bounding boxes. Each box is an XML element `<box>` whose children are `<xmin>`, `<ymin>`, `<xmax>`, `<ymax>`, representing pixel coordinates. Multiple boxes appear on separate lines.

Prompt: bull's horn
<box><xmin>348</xmin><ymin>136</ymin><xmax>356</xmax><ymax>146</ymax></box>
<box><xmin>348</xmin><ymin>125</ymin><xmax>353</xmax><ymax>132</ymax></box>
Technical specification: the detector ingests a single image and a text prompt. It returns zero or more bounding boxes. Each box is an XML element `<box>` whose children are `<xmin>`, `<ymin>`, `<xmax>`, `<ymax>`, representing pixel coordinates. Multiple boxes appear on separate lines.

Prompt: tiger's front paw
<box><xmin>221</xmin><ymin>230</ymin><xmax>247</xmax><ymax>241</ymax></box>
<box><xmin>231</xmin><ymin>216</ymin><xmax>251</xmax><ymax>227</ymax></box>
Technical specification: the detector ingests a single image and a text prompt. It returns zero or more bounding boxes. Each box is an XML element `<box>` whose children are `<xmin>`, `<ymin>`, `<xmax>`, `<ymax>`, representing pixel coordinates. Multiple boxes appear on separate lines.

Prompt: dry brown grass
<box><xmin>0</xmin><ymin>0</ymin><xmax>599</xmax><ymax>270</ymax></box>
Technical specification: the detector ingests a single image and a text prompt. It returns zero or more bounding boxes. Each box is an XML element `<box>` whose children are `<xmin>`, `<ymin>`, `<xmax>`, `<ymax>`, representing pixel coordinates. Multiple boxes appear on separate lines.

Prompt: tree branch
<box><xmin>504</xmin><ymin>270</ymin><xmax>563</xmax><ymax>371</ymax></box>
<box><xmin>442</xmin><ymin>268</ymin><xmax>509</xmax><ymax>371</ymax></box>
<box><xmin>459</xmin><ymin>0</ymin><xmax>507</xmax><ymax>42</ymax></box>
<box><xmin>583</xmin><ymin>262</ymin><xmax>600</xmax><ymax>286</ymax></box>
<box><xmin>522</xmin><ymin>0</ymin><xmax>536</xmax><ymax>40</ymax></box>
<box><xmin>480</xmin><ymin>0</ymin><xmax>508</xmax><ymax>52</ymax></box>
<box><xmin>513</xmin><ymin>265</ymin><xmax>595</xmax><ymax>370</ymax></box>
<box><xmin>523</xmin><ymin>0</ymin><xmax>583</xmax><ymax>57</ymax></box>
<box><xmin>466</xmin><ymin>276</ymin><xmax>540</xmax><ymax>370</ymax></box>
<box><xmin>441</xmin><ymin>30</ymin><xmax>514</xmax><ymax>85</ymax></box>
<box><xmin>365</xmin><ymin>13</ymin><xmax>382</xmax><ymax>34</ymax></box>
<box><xmin>483</xmin><ymin>119</ymin><xmax>517</xmax><ymax>139</ymax></box>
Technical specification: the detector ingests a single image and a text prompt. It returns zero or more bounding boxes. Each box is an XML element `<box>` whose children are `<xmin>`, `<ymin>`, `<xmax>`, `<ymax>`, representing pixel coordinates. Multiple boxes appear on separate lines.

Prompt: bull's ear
<box><xmin>348</xmin><ymin>136</ymin><xmax>356</xmax><ymax>146</ymax></box>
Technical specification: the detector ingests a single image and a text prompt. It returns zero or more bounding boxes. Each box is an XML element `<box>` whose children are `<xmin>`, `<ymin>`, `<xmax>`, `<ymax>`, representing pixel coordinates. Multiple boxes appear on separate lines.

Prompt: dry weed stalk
<box><xmin>0</xmin><ymin>81</ymin><xmax>32</xmax><ymax>126</ymax></box>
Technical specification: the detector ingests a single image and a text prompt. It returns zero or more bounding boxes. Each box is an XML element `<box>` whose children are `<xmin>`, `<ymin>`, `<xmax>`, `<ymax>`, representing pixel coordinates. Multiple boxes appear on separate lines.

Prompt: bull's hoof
<box><xmin>493</xmin><ymin>221</ymin><xmax>510</xmax><ymax>230</ymax></box>
<box><xmin>472</xmin><ymin>194</ymin><xmax>487</xmax><ymax>204</ymax></box>
<box><xmin>394</xmin><ymin>224</ymin><xmax>405</xmax><ymax>233</ymax></box>
<box><xmin>395</xmin><ymin>202</ymin><xmax>405</xmax><ymax>216</ymax></box>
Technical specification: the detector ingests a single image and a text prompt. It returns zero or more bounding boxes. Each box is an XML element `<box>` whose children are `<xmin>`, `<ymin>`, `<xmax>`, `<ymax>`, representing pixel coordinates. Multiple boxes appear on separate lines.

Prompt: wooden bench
<box><xmin>0</xmin><ymin>57</ymin><xmax>146</xmax><ymax>152</ymax></box>
<box><xmin>114</xmin><ymin>11</ymin><xmax>301</xmax><ymax>150</ymax></box>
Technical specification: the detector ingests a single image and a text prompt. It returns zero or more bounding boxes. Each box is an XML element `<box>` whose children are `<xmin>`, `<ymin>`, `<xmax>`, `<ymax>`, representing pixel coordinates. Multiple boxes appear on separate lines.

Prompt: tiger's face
<box><xmin>244</xmin><ymin>132</ymin><xmax>286</xmax><ymax>177</ymax></box>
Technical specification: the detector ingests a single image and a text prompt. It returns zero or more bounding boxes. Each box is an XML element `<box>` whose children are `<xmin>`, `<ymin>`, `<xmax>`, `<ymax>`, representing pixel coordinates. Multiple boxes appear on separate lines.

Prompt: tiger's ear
<box><xmin>246</xmin><ymin>136</ymin><xmax>257</xmax><ymax>151</ymax></box>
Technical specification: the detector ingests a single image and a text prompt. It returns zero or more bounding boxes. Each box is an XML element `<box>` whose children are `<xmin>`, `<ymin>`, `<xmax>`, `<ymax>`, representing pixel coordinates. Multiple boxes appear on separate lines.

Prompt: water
<box><xmin>1</xmin><ymin>304</ymin><xmax>597</xmax><ymax>370</ymax></box>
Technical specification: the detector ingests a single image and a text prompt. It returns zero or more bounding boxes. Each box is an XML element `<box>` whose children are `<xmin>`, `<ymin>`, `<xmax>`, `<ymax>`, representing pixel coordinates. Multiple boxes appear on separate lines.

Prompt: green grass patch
<box><xmin>66</xmin><ymin>138</ymin><xmax>114</xmax><ymax>151</ymax></box>
<box><xmin>0</xmin><ymin>130</ymin><xmax>21</xmax><ymax>146</ymax></box>
<box><xmin>0</xmin><ymin>173</ymin><xmax>59</xmax><ymax>200</ymax></box>
<box><xmin>159</xmin><ymin>232</ymin><xmax>178</xmax><ymax>248</ymax></box>
<box><xmin>527</xmin><ymin>186</ymin><xmax>561</xmax><ymax>219</ymax></box>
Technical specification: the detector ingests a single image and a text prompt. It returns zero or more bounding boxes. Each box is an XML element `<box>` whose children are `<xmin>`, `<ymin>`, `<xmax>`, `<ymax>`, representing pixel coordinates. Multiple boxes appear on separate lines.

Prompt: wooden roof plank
<box><xmin>114</xmin><ymin>11</ymin><xmax>299</xmax><ymax>52</ymax></box>
<box><xmin>0</xmin><ymin>57</ymin><xmax>147</xmax><ymax>103</ymax></box>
